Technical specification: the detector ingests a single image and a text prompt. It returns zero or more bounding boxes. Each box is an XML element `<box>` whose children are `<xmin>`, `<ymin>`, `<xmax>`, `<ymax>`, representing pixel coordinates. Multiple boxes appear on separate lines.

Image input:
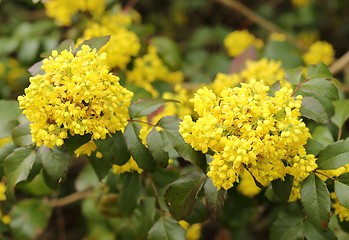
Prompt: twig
<box><xmin>47</xmin><ymin>189</ymin><xmax>93</xmax><ymax>207</ymax></box>
<box><xmin>330</xmin><ymin>50</ymin><xmax>349</xmax><ymax>74</ymax></box>
<box><xmin>337</xmin><ymin>127</ymin><xmax>342</xmax><ymax>141</ymax></box>
<box><xmin>314</xmin><ymin>170</ymin><xmax>336</xmax><ymax>181</ymax></box>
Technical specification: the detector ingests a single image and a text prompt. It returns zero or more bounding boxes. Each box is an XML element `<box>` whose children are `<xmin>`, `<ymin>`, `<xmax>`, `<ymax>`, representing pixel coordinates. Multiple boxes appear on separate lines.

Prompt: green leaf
<box><xmin>183</xmin><ymin>199</ymin><xmax>209</xmax><ymax>223</ymax></box>
<box><xmin>37</xmin><ymin>146</ymin><xmax>70</xmax><ymax>184</ymax></box>
<box><xmin>147</xmin><ymin>128</ymin><xmax>169</xmax><ymax>167</ymax></box>
<box><xmin>28</xmin><ymin>60</ymin><xmax>44</xmax><ymax>76</ymax></box>
<box><xmin>64</xmin><ymin>134</ymin><xmax>91</xmax><ymax>155</ymax></box>
<box><xmin>300</xmin><ymin>172</ymin><xmax>331</xmax><ymax>230</ymax></box>
<box><xmin>264</xmin><ymin>40</ymin><xmax>302</xmax><ymax>68</ymax></box>
<box><xmin>331</xmin><ymin>100</ymin><xmax>349</xmax><ymax>129</ymax></box>
<box><xmin>312</xmin><ymin>125</ymin><xmax>334</xmax><ymax>147</ymax></box>
<box><xmin>156</xmin><ymin>116</ymin><xmax>181</xmax><ymax>130</ymax></box>
<box><xmin>88</xmin><ymin>152</ymin><xmax>111</xmax><ymax>180</ymax></box>
<box><xmin>74</xmin><ymin>35</ymin><xmax>110</xmax><ymax>53</ymax></box>
<box><xmin>95</xmin><ymin>131</ymin><xmax>130</xmax><ymax>166</ymax></box>
<box><xmin>0</xmin><ymin>120</ymin><xmax>18</xmax><ymax>138</ymax></box>
<box><xmin>152</xmin><ymin>36</ymin><xmax>182</xmax><ymax>69</ymax></box>
<box><xmin>118</xmin><ymin>173</ymin><xmax>141</xmax><ymax>216</ymax></box>
<box><xmin>204</xmin><ymin>178</ymin><xmax>226</xmax><ymax>220</ymax></box>
<box><xmin>306</xmin><ymin>63</ymin><xmax>332</xmax><ymax>79</ymax></box>
<box><xmin>18</xmin><ymin>172</ymin><xmax>51</xmax><ymax>196</ymax></box>
<box><xmin>285</xmin><ymin>67</ymin><xmax>303</xmax><ymax>85</ymax></box>
<box><xmin>12</xmin><ymin>117</ymin><xmax>32</xmax><ymax>147</ymax></box>
<box><xmin>306</xmin><ymin>139</ymin><xmax>325</xmax><ymax>156</ymax></box>
<box><xmin>271</xmin><ymin>175</ymin><xmax>294</xmax><ymax>202</ymax></box>
<box><xmin>40</xmin><ymin>39</ymin><xmax>74</xmax><ymax>58</ymax></box>
<box><xmin>165</xmin><ymin>171</ymin><xmax>207</xmax><ymax>220</ymax></box>
<box><xmin>270</xmin><ymin>215</ymin><xmax>304</xmax><ymax>240</ymax></box>
<box><xmin>129</xmin><ymin>99</ymin><xmax>177</xmax><ymax>119</ymax></box>
<box><xmin>301</xmin><ymin>78</ymin><xmax>339</xmax><ymax>101</ymax></box>
<box><xmin>124</xmin><ymin>122</ymin><xmax>156</xmax><ymax>172</ymax></box>
<box><xmin>10</xmin><ymin>199</ymin><xmax>52</xmax><ymax>240</ymax></box>
<box><xmin>300</xmin><ymin>96</ymin><xmax>329</xmax><ymax>124</ymax></box>
<box><xmin>317</xmin><ymin>140</ymin><xmax>349</xmax><ymax>170</ymax></box>
<box><xmin>0</xmin><ymin>143</ymin><xmax>16</xmax><ymax>163</ymax></box>
<box><xmin>335</xmin><ymin>173</ymin><xmax>349</xmax><ymax>208</ymax></box>
<box><xmin>0</xmin><ymin>100</ymin><xmax>20</xmax><ymax>122</ymax></box>
<box><xmin>148</xmin><ymin>217</ymin><xmax>186</xmax><ymax>240</ymax></box>
<box><xmin>4</xmin><ymin>147</ymin><xmax>37</xmax><ymax>200</ymax></box>
<box><xmin>136</xmin><ymin>197</ymin><xmax>157</xmax><ymax>238</ymax></box>
<box><xmin>303</xmin><ymin>220</ymin><xmax>336</xmax><ymax>240</ymax></box>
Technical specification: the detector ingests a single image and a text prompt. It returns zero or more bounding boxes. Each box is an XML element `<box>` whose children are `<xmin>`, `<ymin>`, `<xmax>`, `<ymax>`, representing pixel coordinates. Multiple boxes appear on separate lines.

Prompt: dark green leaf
<box><xmin>335</xmin><ymin>173</ymin><xmax>349</xmax><ymax>208</ymax></box>
<box><xmin>152</xmin><ymin>36</ymin><xmax>182</xmax><ymax>69</ymax></box>
<box><xmin>204</xmin><ymin>178</ymin><xmax>226</xmax><ymax>220</ymax></box>
<box><xmin>312</xmin><ymin>126</ymin><xmax>334</xmax><ymax>147</ymax></box>
<box><xmin>306</xmin><ymin>63</ymin><xmax>332</xmax><ymax>79</ymax></box>
<box><xmin>64</xmin><ymin>134</ymin><xmax>91</xmax><ymax>155</ymax></box>
<box><xmin>301</xmin><ymin>78</ymin><xmax>338</xmax><ymax>101</ymax></box>
<box><xmin>306</xmin><ymin>139</ymin><xmax>325</xmax><ymax>156</ymax></box>
<box><xmin>74</xmin><ymin>35</ymin><xmax>110</xmax><ymax>53</ymax></box>
<box><xmin>331</xmin><ymin>100</ymin><xmax>349</xmax><ymax>129</ymax></box>
<box><xmin>10</xmin><ymin>199</ymin><xmax>52</xmax><ymax>240</ymax></box>
<box><xmin>124</xmin><ymin>122</ymin><xmax>156</xmax><ymax>172</ymax></box>
<box><xmin>129</xmin><ymin>99</ymin><xmax>178</xmax><ymax>119</ymax></box>
<box><xmin>183</xmin><ymin>199</ymin><xmax>209</xmax><ymax>223</ymax></box>
<box><xmin>156</xmin><ymin>116</ymin><xmax>181</xmax><ymax>130</ymax></box>
<box><xmin>118</xmin><ymin>173</ymin><xmax>141</xmax><ymax>216</ymax></box>
<box><xmin>148</xmin><ymin>217</ymin><xmax>186</xmax><ymax>240</ymax></box>
<box><xmin>88</xmin><ymin>152</ymin><xmax>111</xmax><ymax>180</ymax></box>
<box><xmin>271</xmin><ymin>175</ymin><xmax>294</xmax><ymax>202</ymax></box>
<box><xmin>285</xmin><ymin>67</ymin><xmax>303</xmax><ymax>85</ymax></box>
<box><xmin>37</xmin><ymin>146</ymin><xmax>70</xmax><ymax>184</ymax></box>
<box><xmin>12</xmin><ymin>118</ymin><xmax>32</xmax><ymax>147</ymax></box>
<box><xmin>4</xmin><ymin>147</ymin><xmax>36</xmax><ymax>200</ymax></box>
<box><xmin>165</xmin><ymin>171</ymin><xmax>207</xmax><ymax>220</ymax></box>
<box><xmin>147</xmin><ymin>128</ymin><xmax>169</xmax><ymax>167</ymax></box>
<box><xmin>0</xmin><ymin>143</ymin><xmax>16</xmax><ymax>163</ymax></box>
<box><xmin>95</xmin><ymin>131</ymin><xmax>130</xmax><ymax>166</ymax></box>
<box><xmin>317</xmin><ymin>140</ymin><xmax>349</xmax><ymax>170</ymax></box>
<box><xmin>264</xmin><ymin>40</ymin><xmax>302</xmax><ymax>68</ymax></box>
<box><xmin>270</xmin><ymin>215</ymin><xmax>304</xmax><ymax>240</ymax></box>
<box><xmin>0</xmin><ymin>120</ymin><xmax>18</xmax><ymax>138</ymax></box>
<box><xmin>300</xmin><ymin>96</ymin><xmax>329</xmax><ymax>124</ymax></box>
<box><xmin>300</xmin><ymin>172</ymin><xmax>330</xmax><ymax>230</ymax></box>
<box><xmin>303</xmin><ymin>220</ymin><xmax>336</xmax><ymax>240</ymax></box>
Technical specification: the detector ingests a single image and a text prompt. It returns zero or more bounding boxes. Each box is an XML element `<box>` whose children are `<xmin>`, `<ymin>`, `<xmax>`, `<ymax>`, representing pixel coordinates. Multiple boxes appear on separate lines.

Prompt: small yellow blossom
<box><xmin>224</xmin><ymin>30</ymin><xmax>263</xmax><ymax>57</ymax></box>
<box><xmin>331</xmin><ymin>192</ymin><xmax>349</xmax><ymax>222</ymax></box>
<box><xmin>269</xmin><ymin>33</ymin><xmax>287</xmax><ymax>42</ymax></box>
<box><xmin>74</xmin><ymin>140</ymin><xmax>97</xmax><ymax>157</ymax></box>
<box><xmin>0</xmin><ymin>183</ymin><xmax>6</xmax><ymax>201</ymax></box>
<box><xmin>18</xmin><ymin>45</ymin><xmax>133</xmax><ymax>148</ymax></box>
<box><xmin>179</xmin><ymin>220</ymin><xmax>201</xmax><ymax>240</ymax></box>
<box><xmin>112</xmin><ymin>157</ymin><xmax>143</xmax><ymax>174</ymax></box>
<box><xmin>126</xmin><ymin>45</ymin><xmax>184</xmax><ymax>98</ymax></box>
<box><xmin>237</xmin><ymin>169</ymin><xmax>262</xmax><ymax>197</ymax></box>
<box><xmin>180</xmin><ymin>80</ymin><xmax>316</xmax><ymax>195</ymax></box>
<box><xmin>303</xmin><ymin>41</ymin><xmax>335</xmax><ymax>66</ymax></box>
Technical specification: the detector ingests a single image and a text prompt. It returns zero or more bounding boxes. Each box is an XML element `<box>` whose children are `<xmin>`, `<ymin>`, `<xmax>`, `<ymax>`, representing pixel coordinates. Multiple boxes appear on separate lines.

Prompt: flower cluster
<box><xmin>44</xmin><ymin>0</ymin><xmax>105</xmax><ymax>26</ymax></box>
<box><xmin>0</xmin><ymin>182</ymin><xmax>10</xmax><ymax>224</ymax></box>
<box><xmin>303</xmin><ymin>40</ymin><xmax>335</xmax><ymax>65</ymax></box>
<box><xmin>179</xmin><ymin>80</ymin><xmax>316</xmax><ymax>197</ymax></box>
<box><xmin>179</xmin><ymin>220</ymin><xmax>202</xmax><ymax>240</ymax></box>
<box><xmin>80</xmin><ymin>13</ymin><xmax>141</xmax><ymax>69</ymax></box>
<box><xmin>126</xmin><ymin>45</ymin><xmax>184</xmax><ymax>97</ymax></box>
<box><xmin>18</xmin><ymin>45</ymin><xmax>133</xmax><ymax>148</ymax></box>
<box><xmin>331</xmin><ymin>192</ymin><xmax>349</xmax><ymax>222</ymax></box>
<box><xmin>224</xmin><ymin>30</ymin><xmax>263</xmax><ymax>57</ymax></box>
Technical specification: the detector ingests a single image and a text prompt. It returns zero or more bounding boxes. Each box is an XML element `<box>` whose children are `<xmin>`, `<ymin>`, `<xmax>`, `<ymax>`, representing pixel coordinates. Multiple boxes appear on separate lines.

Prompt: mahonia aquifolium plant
<box><xmin>179</xmin><ymin>80</ymin><xmax>317</xmax><ymax>200</ymax></box>
<box><xmin>18</xmin><ymin>45</ymin><xmax>133</xmax><ymax>148</ymax></box>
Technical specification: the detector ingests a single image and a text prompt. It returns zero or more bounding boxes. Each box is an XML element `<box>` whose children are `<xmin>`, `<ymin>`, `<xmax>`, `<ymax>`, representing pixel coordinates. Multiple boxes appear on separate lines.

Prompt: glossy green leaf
<box><xmin>10</xmin><ymin>199</ymin><xmax>52</xmax><ymax>240</ymax></box>
<box><xmin>303</xmin><ymin>220</ymin><xmax>336</xmax><ymax>240</ymax></box>
<box><xmin>12</xmin><ymin>118</ymin><xmax>32</xmax><ymax>147</ymax></box>
<box><xmin>306</xmin><ymin>63</ymin><xmax>332</xmax><ymax>79</ymax></box>
<box><xmin>156</xmin><ymin>116</ymin><xmax>181</xmax><ymax>130</ymax></box>
<box><xmin>64</xmin><ymin>134</ymin><xmax>91</xmax><ymax>156</ymax></box>
<box><xmin>312</xmin><ymin>125</ymin><xmax>334</xmax><ymax>147</ymax></box>
<box><xmin>37</xmin><ymin>146</ymin><xmax>70</xmax><ymax>184</ymax></box>
<box><xmin>317</xmin><ymin>140</ymin><xmax>349</xmax><ymax>170</ymax></box>
<box><xmin>184</xmin><ymin>199</ymin><xmax>209</xmax><ymax>223</ymax></box>
<box><xmin>331</xmin><ymin>100</ymin><xmax>349</xmax><ymax>129</ymax></box>
<box><xmin>301</xmin><ymin>78</ymin><xmax>338</xmax><ymax>101</ymax></box>
<box><xmin>0</xmin><ymin>120</ymin><xmax>18</xmax><ymax>138</ymax></box>
<box><xmin>74</xmin><ymin>35</ymin><xmax>110</xmax><ymax>53</ymax></box>
<box><xmin>95</xmin><ymin>131</ymin><xmax>130</xmax><ymax>166</ymax></box>
<box><xmin>129</xmin><ymin>99</ymin><xmax>177</xmax><ymax>118</ymax></box>
<box><xmin>0</xmin><ymin>143</ymin><xmax>16</xmax><ymax>164</ymax></box>
<box><xmin>148</xmin><ymin>217</ymin><xmax>186</xmax><ymax>240</ymax></box>
<box><xmin>88</xmin><ymin>152</ymin><xmax>111</xmax><ymax>180</ymax></box>
<box><xmin>335</xmin><ymin>173</ymin><xmax>349</xmax><ymax>208</ymax></box>
<box><xmin>0</xmin><ymin>100</ymin><xmax>21</xmax><ymax>122</ymax></box>
<box><xmin>118</xmin><ymin>173</ymin><xmax>141</xmax><ymax>216</ymax></box>
<box><xmin>4</xmin><ymin>147</ymin><xmax>36</xmax><ymax>200</ymax></box>
<box><xmin>147</xmin><ymin>128</ymin><xmax>169</xmax><ymax>167</ymax></box>
<box><xmin>165</xmin><ymin>171</ymin><xmax>207</xmax><ymax>220</ymax></box>
<box><xmin>306</xmin><ymin>139</ymin><xmax>325</xmax><ymax>156</ymax></box>
<box><xmin>300</xmin><ymin>96</ymin><xmax>329</xmax><ymax>124</ymax></box>
<box><xmin>152</xmin><ymin>36</ymin><xmax>182</xmax><ymax>69</ymax></box>
<box><xmin>204</xmin><ymin>178</ymin><xmax>226</xmax><ymax>220</ymax></box>
<box><xmin>271</xmin><ymin>175</ymin><xmax>294</xmax><ymax>202</ymax></box>
<box><xmin>124</xmin><ymin>122</ymin><xmax>156</xmax><ymax>172</ymax></box>
<box><xmin>270</xmin><ymin>215</ymin><xmax>304</xmax><ymax>240</ymax></box>
<box><xmin>300</xmin><ymin>172</ymin><xmax>331</xmax><ymax>230</ymax></box>
<box><xmin>285</xmin><ymin>67</ymin><xmax>303</xmax><ymax>85</ymax></box>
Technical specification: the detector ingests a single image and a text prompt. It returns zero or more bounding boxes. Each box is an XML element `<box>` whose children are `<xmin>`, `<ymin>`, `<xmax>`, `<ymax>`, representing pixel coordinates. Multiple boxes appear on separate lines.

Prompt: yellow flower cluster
<box><xmin>292</xmin><ymin>0</ymin><xmax>310</xmax><ymax>7</ymax></box>
<box><xmin>0</xmin><ymin>182</ymin><xmax>10</xmax><ymax>224</ymax></box>
<box><xmin>112</xmin><ymin>157</ymin><xmax>143</xmax><ymax>174</ymax></box>
<box><xmin>179</xmin><ymin>80</ymin><xmax>316</xmax><ymax>193</ymax></box>
<box><xmin>80</xmin><ymin>13</ymin><xmax>141</xmax><ymax>69</ymax></box>
<box><xmin>331</xmin><ymin>192</ymin><xmax>349</xmax><ymax>222</ymax></box>
<box><xmin>126</xmin><ymin>45</ymin><xmax>184</xmax><ymax>97</ymax></box>
<box><xmin>303</xmin><ymin>41</ymin><xmax>335</xmax><ymax>66</ymax></box>
<box><xmin>179</xmin><ymin>220</ymin><xmax>201</xmax><ymax>240</ymax></box>
<box><xmin>211</xmin><ymin>58</ymin><xmax>286</xmax><ymax>95</ymax></box>
<box><xmin>18</xmin><ymin>45</ymin><xmax>133</xmax><ymax>148</ymax></box>
<box><xmin>44</xmin><ymin>0</ymin><xmax>105</xmax><ymax>26</ymax></box>
<box><xmin>224</xmin><ymin>30</ymin><xmax>263</xmax><ymax>57</ymax></box>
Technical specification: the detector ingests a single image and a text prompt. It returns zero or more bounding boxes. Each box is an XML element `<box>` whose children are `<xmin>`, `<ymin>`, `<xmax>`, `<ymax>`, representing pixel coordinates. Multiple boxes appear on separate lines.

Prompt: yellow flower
<box><xmin>179</xmin><ymin>221</ymin><xmax>201</xmax><ymax>240</ymax></box>
<box><xmin>224</xmin><ymin>30</ymin><xmax>263</xmax><ymax>57</ymax></box>
<box><xmin>292</xmin><ymin>0</ymin><xmax>310</xmax><ymax>7</ymax></box>
<box><xmin>303</xmin><ymin>41</ymin><xmax>335</xmax><ymax>66</ymax></box>
<box><xmin>0</xmin><ymin>182</ymin><xmax>6</xmax><ymax>201</ymax></box>
<box><xmin>18</xmin><ymin>45</ymin><xmax>133</xmax><ymax>148</ymax></box>
<box><xmin>180</xmin><ymin>80</ymin><xmax>316</xmax><ymax>194</ymax></box>
<box><xmin>74</xmin><ymin>140</ymin><xmax>97</xmax><ymax>157</ymax></box>
<box><xmin>126</xmin><ymin>45</ymin><xmax>184</xmax><ymax>98</ymax></box>
<box><xmin>331</xmin><ymin>192</ymin><xmax>349</xmax><ymax>222</ymax></box>
<box><xmin>237</xmin><ymin>169</ymin><xmax>262</xmax><ymax>197</ymax></box>
<box><xmin>112</xmin><ymin>157</ymin><xmax>143</xmax><ymax>174</ymax></box>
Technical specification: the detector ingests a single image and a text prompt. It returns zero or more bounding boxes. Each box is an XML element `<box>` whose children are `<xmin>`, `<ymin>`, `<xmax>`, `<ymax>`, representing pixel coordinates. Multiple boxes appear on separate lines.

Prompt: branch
<box><xmin>47</xmin><ymin>189</ymin><xmax>93</xmax><ymax>207</ymax></box>
<box><xmin>330</xmin><ymin>50</ymin><xmax>349</xmax><ymax>74</ymax></box>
